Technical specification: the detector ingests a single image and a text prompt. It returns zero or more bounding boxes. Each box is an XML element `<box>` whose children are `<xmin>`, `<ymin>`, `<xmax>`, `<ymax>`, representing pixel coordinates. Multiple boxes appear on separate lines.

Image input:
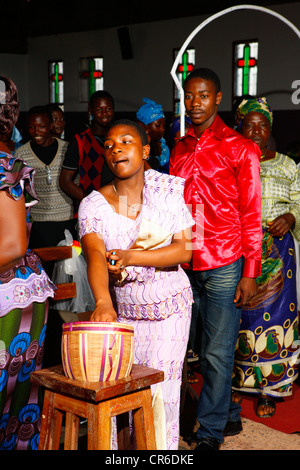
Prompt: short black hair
<box><xmin>89</xmin><ymin>90</ymin><xmax>115</xmax><ymax>108</ymax></box>
<box><xmin>27</xmin><ymin>105</ymin><xmax>51</xmax><ymax>122</ymax></box>
<box><xmin>46</xmin><ymin>103</ymin><xmax>64</xmax><ymax>120</ymax></box>
<box><xmin>184</xmin><ymin>68</ymin><xmax>221</xmax><ymax>93</ymax></box>
<box><xmin>107</xmin><ymin>119</ymin><xmax>149</xmax><ymax>146</ymax></box>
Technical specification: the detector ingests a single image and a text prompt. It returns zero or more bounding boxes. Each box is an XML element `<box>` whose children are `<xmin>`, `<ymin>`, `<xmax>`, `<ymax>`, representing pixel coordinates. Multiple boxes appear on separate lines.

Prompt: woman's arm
<box><xmin>0</xmin><ymin>191</ymin><xmax>27</xmax><ymax>273</ymax></box>
<box><xmin>107</xmin><ymin>227</ymin><xmax>192</xmax><ymax>273</ymax></box>
<box><xmin>81</xmin><ymin>232</ymin><xmax>117</xmax><ymax>322</ymax></box>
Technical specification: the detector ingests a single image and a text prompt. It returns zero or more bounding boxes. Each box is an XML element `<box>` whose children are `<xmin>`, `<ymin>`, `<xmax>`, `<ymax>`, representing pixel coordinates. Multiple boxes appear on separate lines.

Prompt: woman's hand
<box><xmin>106</xmin><ymin>249</ymin><xmax>128</xmax><ymax>276</ymax></box>
<box><xmin>90</xmin><ymin>302</ymin><xmax>117</xmax><ymax>322</ymax></box>
<box><xmin>267</xmin><ymin>213</ymin><xmax>295</xmax><ymax>237</ymax></box>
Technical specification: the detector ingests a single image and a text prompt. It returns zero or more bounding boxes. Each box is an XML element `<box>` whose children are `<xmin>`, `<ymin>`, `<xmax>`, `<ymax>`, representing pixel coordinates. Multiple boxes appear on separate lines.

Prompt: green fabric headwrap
<box><xmin>235</xmin><ymin>97</ymin><xmax>273</xmax><ymax>130</ymax></box>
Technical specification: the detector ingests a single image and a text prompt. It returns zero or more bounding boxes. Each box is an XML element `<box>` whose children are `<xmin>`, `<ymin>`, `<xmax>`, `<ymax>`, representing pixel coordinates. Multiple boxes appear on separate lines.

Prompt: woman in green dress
<box><xmin>232</xmin><ymin>97</ymin><xmax>300</xmax><ymax>418</ymax></box>
<box><xmin>0</xmin><ymin>76</ymin><xmax>54</xmax><ymax>450</ymax></box>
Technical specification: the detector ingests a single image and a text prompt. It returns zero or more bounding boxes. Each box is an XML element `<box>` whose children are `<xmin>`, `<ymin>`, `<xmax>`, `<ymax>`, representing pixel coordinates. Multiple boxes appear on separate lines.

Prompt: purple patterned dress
<box><xmin>78</xmin><ymin>169</ymin><xmax>194</xmax><ymax>449</ymax></box>
<box><xmin>0</xmin><ymin>154</ymin><xmax>55</xmax><ymax>450</ymax></box>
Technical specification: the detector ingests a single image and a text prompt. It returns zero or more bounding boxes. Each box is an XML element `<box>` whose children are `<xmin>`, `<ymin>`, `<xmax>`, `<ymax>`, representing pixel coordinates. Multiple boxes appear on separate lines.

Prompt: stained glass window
<box><xmin>173</xmin><ymin>48</ymin><xmax>195</xmax><ymax>114</ymax></box>
<box><xmin>233</xmin><ymin>40</ymin><xmax>258</xmax><ymax>98</ymax></box>
<box><xmin>49</xmin><ymin>61</ymin><xmax>64</xmax><ymax>105</ymax></box>
<box><xmin>79</xmin><ymin>57</ymin><xmax>104</xmax><ymax>102</ymax></box>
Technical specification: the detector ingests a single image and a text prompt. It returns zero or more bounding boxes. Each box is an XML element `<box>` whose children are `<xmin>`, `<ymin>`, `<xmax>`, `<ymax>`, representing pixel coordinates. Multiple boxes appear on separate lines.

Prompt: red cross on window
<box><xmin>81</xmin><ymin>59</ymin><xmax>103</xmax><ymax>97</ymax></box>
<box><xmin>237</xmin><ymin>44</ymin><xmax>257</xmax><ymax>95</ymax></box>
<box><xmin>177</xmin><ymin>52</ymin><xmax>194</xmax><ymax>82</ymax></box>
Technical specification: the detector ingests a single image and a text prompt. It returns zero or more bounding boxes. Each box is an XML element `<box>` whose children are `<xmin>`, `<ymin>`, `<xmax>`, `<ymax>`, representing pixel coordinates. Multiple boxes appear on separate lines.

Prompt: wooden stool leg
<box><xmin>39</xmin><ymin>390</ymin><xmax>63</xmax><ymax>450</ymax></box>
<box><xmin>117</xmin><ymin>413</ymin><xmax>130</xmax><ymax>450</ymax></box>
<box><xmin>133</xmin><ymin>388</ymin><xmax>157</xmax><ymax>450</ymax></box>
<box><xmin>39</xmin><ymin>390</ymin><xmax>53</xmax><ymax>450</ymax></box>
<box><xmin>64</xmin><ymin>412</ymin><xmax>80</xmax><ymax>450</ymax></box>
<box><xmin>51</xmin><ymin>409</ymin><xmax>64</xmax><ymax>450</ymax></box>
<box><xmin>87</xmin><ymin>401</ymin><xmax>111</xmax><ymax>450</ymax></box>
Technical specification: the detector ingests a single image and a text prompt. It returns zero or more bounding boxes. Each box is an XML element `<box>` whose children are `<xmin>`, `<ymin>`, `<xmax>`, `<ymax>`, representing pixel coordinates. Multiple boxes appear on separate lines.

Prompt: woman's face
<box><xmin>146</xmin><ymin>118</ymin><xmax>166</xmax><ymax>142</ymax></box>
<box><xmin>27</xmin><ymin>113</ymin><xmax>53</xmax><ymax>147</ymax></box>
<box><xmin>241</xmin><ymin>111</ymin><xmax>271</xmax><ymax>151</ymax></box>
<box><xmin>50</xmin><ymin>109</ymin><xmax>65</xmax><ymax>136</ymax></box>
<box><xmin>104</xmin><ymin>124</ymin><xmax>150</xmax><ymax>179</ymax></box>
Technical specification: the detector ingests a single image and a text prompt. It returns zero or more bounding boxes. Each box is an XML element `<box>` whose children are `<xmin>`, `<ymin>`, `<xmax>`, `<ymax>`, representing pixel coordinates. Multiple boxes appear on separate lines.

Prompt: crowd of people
<box><xmin>0</xmin><ymin>69</ymin><xmax>299</xmax><ymax>451</ymax></box>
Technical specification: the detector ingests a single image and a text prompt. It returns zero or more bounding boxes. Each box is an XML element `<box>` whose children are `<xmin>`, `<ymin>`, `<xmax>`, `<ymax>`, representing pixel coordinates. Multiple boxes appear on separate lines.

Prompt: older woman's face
<box><xmin>241</xmin><ymin>111</ymin><xmax>271</xmax><ymax>151</ymax></box>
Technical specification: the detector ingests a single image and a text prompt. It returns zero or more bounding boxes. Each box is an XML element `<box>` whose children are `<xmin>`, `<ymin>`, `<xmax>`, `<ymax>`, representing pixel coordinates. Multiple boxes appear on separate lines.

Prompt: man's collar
<box><xmin>186</xmin><ymin>114</ymin><xmax>224</xmax><ymax>140</ymax></box>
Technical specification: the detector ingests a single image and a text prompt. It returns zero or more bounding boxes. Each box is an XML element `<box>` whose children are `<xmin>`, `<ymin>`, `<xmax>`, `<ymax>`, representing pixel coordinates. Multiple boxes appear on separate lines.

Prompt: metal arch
<box><xmin>170</xmin><ymin>4</ymin><xmax>300</xmax><ymax>136</ymax></box>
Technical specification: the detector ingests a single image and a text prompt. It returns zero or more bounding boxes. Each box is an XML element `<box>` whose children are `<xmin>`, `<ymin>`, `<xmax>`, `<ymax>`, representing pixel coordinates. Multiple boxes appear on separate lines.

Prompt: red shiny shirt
<box><xmin>169</xmin><ymin>115</ymin><xmax>262</xmax><ymax>278</ymax></box>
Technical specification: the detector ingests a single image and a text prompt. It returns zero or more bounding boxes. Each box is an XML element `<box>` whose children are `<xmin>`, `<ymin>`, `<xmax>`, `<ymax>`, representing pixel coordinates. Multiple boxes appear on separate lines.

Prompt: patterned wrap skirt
<box><xmin>232</xmin><ymin>230</ymin><xmax>300</xmax><ymax>398</ymax></box>
<box><xmin>0</xmin><ymin>301</ymin><xmax>49</xmax><ymax>450</ymax></box>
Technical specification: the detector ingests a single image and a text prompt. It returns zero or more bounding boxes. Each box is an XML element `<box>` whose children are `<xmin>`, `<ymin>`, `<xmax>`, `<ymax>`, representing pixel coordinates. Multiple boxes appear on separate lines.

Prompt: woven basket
<box><xmin>61</xmin><ymin>321</ymin><xmax>134</xmax><ymax>382</ymax></box>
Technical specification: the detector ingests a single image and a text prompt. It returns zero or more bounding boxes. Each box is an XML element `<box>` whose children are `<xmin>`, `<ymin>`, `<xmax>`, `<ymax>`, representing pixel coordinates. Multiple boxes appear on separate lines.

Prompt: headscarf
<box><xmin>136</xmin><ymin>98</ymin><xmax>165</xmax><ymax>125</ymax></box>
<box><xmin>235</xmin><ymin>97</ymin><xmax>273</xmax><ymax>131</ymax></box>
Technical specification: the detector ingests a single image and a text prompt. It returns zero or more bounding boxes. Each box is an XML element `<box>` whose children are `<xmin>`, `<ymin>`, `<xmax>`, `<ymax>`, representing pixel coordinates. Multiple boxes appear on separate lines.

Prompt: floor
<box><xmin>60</xmin><ymin>390</ymin><xmax>300</xmax><ymax>451</ymax></box>
<box><xmin>57</xmin><ymin>359</ymin><xmax>300</xmax><ymax>451</ymax></box>
<box><xmin>178</xmin><ymin>385</ymin><xmax>300</xmax><ymax>451</ymax></box>
<box><xmin>179</xmin><ymin>418</ymin><xmax>300</xmax><ymax>451</ymax></box>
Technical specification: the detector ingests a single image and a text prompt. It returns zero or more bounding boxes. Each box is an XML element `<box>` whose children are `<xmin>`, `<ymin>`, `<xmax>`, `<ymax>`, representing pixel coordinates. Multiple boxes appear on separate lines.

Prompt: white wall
<box><xmin>1</xmin><ymin>2</ymin><xmax>300</xmax><ymax>113</ymax></box>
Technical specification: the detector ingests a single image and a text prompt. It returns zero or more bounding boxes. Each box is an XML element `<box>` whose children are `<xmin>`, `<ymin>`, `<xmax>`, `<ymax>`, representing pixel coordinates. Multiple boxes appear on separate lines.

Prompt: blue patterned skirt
<box><xmin>0</xmin><ymin>301</ymin><xmax>49</xmax><ymax>450</ymax></box>
<box><xmin>232</xmin><ymin>230</ymin><xmax>300</xmax><ymax>398</ymax></box>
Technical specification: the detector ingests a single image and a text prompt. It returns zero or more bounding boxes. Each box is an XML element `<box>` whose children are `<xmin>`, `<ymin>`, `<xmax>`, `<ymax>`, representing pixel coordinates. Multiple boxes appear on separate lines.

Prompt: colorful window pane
<box><xmin>79</xmin><ymin>57</ymin><xmax>104</xmax><ymax>102</ymax></box>
<box><xmin>173</xmin><ymin>48</ymin><xmax>195</xmax><ymax>114</ymax></box>
<box><xmin>49</xmin><ymin>61</ymin><xmax>64</xmax><ymax>105</ymax></box>
<box><xmin>234</xmin><ymin>41</ymin><xmax>258</xmax><ymax>98</ymax></box>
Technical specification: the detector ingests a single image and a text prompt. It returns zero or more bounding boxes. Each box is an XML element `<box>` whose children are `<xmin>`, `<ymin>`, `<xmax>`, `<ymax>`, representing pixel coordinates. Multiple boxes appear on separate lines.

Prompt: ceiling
<box><xmin>1</xmin><ymin>0</ymin><xmax>299</xmax><ymax>53</ymax></box>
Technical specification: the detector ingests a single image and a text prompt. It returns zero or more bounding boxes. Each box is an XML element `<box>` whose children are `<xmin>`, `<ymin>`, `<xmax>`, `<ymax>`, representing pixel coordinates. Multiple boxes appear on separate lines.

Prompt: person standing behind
<box><xmin>232</xmin><ymin>97</ymin><xmax>300</xmax><ymax>418</ymax></box>
<box><xmin>15</xmin><ymin>106</ymin><xmax>75</xmax><ymax>258</ymax></box>
<box><xmin>136</xmin><ymin>98</ymin><xmax>170</xmax><ymax>173</ymax></box>
<box><xmin>169</xmin><ymin>68</ymin><xmax>262</xmax><ymax>450</ymax></box>
<box><xmin>46</xmin><ymin>103</ymin><xmax>66</xmax><ymax>139</ymax></box>
<box><xmin>59</xmin><ymin>90</ymin><xmax>115</xmax><ymax>209</ymax></box>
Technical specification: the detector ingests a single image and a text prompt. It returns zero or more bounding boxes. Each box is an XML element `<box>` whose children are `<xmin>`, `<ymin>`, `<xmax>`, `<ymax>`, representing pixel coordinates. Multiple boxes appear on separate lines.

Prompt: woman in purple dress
<box><xmin>78</xmin><ymin>119</ymin><xmax>194</xmax><ymax>449</ymax></box>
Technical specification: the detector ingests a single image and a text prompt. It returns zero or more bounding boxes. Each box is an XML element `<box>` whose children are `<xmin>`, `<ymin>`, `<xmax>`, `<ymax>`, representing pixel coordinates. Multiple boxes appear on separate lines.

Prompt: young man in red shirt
<box><xmin>169</xmin><ymin>68</ymin><xmax>262</xmax><ymax>450</ymax></box>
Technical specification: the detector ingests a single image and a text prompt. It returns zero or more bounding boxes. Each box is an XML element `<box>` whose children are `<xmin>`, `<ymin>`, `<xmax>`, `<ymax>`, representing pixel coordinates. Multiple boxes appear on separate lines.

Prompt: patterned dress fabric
<box><xmin>78</xmin><ymin>169</ymin><xmax>194</xmax><ymax>449</ymax></box>
<box><xmin>0</xmin><ymin>154</ymin><xmax>55</xmax><ymax>450</ymax></box>
<box><xmin>15</xmin><ymin>138</ymin><xmax>74</xmax><ymax>222</ymax></box>
<box><xmin>232</xmin><ymin>153</ymin><xmax>300</xmax><ymax>398</ymax></box>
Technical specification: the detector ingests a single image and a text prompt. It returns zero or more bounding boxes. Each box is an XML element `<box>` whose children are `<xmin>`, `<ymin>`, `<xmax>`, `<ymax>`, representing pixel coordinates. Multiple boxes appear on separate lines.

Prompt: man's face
<box><xmin>184</xmin><ymin>77</ymin><xmax>222</xmax><ymax>135</ymax></box>
<box><xmin>89</xmin><ymin>97</ymin><xmax>114</xmax><ymax>128</ymax></box>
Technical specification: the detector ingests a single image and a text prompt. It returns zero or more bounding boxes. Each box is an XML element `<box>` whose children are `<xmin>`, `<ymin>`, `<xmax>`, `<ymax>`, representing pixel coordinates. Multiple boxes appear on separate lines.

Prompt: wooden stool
<box><xmin>31</xmin><ymin>364</ymin><xmax>164</xmax><ymax>450</ymax></box>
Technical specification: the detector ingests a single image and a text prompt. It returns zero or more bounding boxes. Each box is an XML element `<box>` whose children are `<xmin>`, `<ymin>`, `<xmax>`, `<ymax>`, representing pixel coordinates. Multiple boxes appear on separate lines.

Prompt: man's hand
<box><xmin>234</xmin><ymin>277</ymin><xmax>257</xmax><ymax>307</ymax></box>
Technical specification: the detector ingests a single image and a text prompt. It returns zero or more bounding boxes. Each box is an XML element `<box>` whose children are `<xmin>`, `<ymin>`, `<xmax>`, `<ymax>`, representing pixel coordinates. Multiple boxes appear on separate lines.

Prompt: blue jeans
<box><xmin>187</xmin><ymin>258</ymin><xmax>243</xmax><ymax>443</ymax></box>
